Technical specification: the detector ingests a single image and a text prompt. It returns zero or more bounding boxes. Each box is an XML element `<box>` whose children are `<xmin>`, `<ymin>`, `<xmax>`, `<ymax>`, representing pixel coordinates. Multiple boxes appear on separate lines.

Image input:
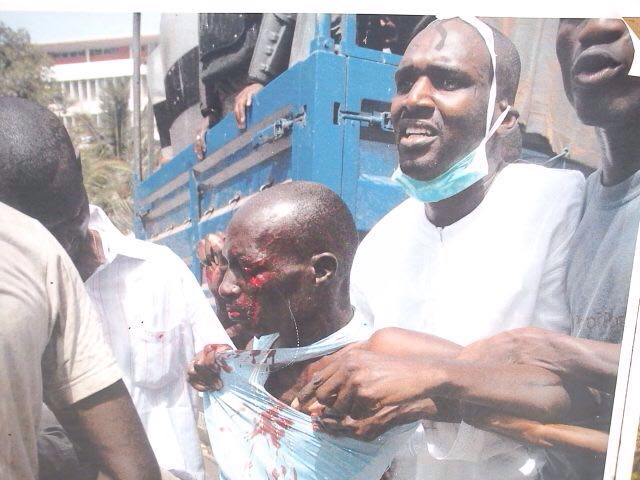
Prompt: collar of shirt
<box><xmin>88</xmin><ymin>204</ymin><xmax>149</xmax><ymax>266</ymax></box>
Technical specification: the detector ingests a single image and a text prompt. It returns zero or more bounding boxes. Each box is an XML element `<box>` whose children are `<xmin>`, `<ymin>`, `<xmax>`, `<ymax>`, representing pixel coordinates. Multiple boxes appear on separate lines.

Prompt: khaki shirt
<box><xmin>0</xmin><ymin>203</ymin><xmax>122</xmax><ymax>480</ymax></box>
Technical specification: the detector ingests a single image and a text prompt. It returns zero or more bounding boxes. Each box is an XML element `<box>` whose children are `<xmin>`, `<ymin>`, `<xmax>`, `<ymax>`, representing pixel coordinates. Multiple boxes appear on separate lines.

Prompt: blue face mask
<box><xmin>392</xmin><ymin>146</ymin><xmax>485</xmax><ymax>203</ymax></box>
<box><xmin>392</xmin><ymin>106</ymin><xmax>510</xmax><ymax>203</ymax></box>
<box><xmin>392</xmin><ymin>16</ymin><xmax>509</xmax><ymax>204</ymax></box>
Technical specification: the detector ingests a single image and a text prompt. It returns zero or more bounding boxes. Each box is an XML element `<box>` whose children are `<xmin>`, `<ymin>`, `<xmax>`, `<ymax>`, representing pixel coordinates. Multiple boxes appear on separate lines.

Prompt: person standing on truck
<box><xmin>295</xmin><ymin>16</ymin><xmax>586</xmax><ymax>479</ymax></box>
<box><xmin>195</xmin><ymin>13</ymin><xmax>296</xmax><ymax>159</ymax></box>
<box><xmin>0</xmin><ymin>97</ymin><xmax>232</xmax><ymax>480</ymax></box>
<box><xmin>0</xmin><ymin>199</ymin><xmax>161</xmax><ymax>480</ymax></box>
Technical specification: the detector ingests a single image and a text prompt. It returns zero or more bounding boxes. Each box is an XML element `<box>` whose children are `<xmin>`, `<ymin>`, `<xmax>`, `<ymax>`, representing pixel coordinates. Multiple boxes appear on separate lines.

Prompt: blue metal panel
<box><xmin>153</xmin><ymin>225</ymin><xmax>194</xmax><ymax>265</ymax></box>
<box><xmin>137</xmin><ymin>144</ymin><xmax>195</xmax><ymax>201</ymax></box>
<box><xmin>136</xmin><ymin>13</ymin><xmax>408</xmax><ymax>271</ymax></box>
<box><xmin>340</xmin><ymin>55</ymin><xmax>406</xmax><ymax>232</ymax></box>
<box><xmin>292</xmin><ymin>51</ymin><xmax>346</xmax><ymax>193</ymax></box>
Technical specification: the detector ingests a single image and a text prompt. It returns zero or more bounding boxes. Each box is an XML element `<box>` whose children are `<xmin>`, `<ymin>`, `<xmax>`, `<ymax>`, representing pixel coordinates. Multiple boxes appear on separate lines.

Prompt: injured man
<box><xmin>187</xmin><ymin>181</ymin><xmax>420</xmax><ymax>480</ymax></box>
<box><xmin>188</xmin><ymin>181</ymin><xmax>603</xmax><ymax>480</ymax></box>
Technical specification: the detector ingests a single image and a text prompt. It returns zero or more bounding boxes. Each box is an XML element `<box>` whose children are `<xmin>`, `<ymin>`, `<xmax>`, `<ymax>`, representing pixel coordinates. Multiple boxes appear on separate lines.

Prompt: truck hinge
<box><xmin>252</xmin><ymin>110</ymin><xmax>306</xmax><ymax>147</ymax></box>
<box><xmin>337</xmin><ymin>109</ymin><xmax>394</xmax><ymax>132</ymax></box>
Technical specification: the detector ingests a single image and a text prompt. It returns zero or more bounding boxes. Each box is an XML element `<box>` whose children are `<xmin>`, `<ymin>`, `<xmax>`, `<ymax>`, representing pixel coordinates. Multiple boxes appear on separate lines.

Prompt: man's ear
<box><xmin>497</xmin><ymin>100</ymin><xmax>520</xmax><ymax>133</ymax></box>
<box><xmin>310</xmin><ymin>252</ymin><xmax>338</xmax><ymax>286</ymax></box>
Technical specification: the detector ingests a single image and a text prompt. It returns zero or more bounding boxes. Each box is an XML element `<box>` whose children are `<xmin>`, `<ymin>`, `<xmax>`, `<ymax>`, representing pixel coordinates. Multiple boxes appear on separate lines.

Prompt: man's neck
<box><xmin>599</xmin><ymin>123</ymin><xmax>640</xmax><ymax>186</ymax></box>
<box><xmin>268</xmin><ymin>298</ymin><xmax>354</xmax><ymax>404</ymax></box>
<box><xmin>76</xmin><ymin>229</ymin><xmax>106</xmax><ymax>281</ymax></box>
<box><xmin>423</xmin><ymin>173</ymin><xmax>497</xmax><ymax>228</ymax></box>
<box><xmin>278</xmin><ymin>300</ymin><xmax>353</xmax><ymax>349</ymax></box>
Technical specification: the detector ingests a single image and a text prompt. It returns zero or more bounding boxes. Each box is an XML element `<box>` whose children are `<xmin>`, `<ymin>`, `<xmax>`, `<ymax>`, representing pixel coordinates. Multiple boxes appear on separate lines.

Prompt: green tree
<box><xmin>0</xmin><ymin>22</ymin><xmax>54</xmax><ymax>105</ymax></box>
<box><xmin>80</xmin><ymin>151</ymin><xmax>133</xmax><ymax>233</ymax></box>
<box><xmin>66</xmin><ymin>78</ymin><xmax>158</xmax><ymax>233</ymax></box>
<box><xmin>99</xmin><ymin>77</ymin><xmax>130</xmax><ymax>159</ymax></box>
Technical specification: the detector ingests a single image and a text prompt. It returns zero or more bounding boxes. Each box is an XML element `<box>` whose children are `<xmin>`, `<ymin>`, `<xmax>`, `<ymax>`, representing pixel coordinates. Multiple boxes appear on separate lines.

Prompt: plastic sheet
<box><xmin>203</xmin><ymin>316</ymin><xmax>417</xmax><ymax>480</ymax></box>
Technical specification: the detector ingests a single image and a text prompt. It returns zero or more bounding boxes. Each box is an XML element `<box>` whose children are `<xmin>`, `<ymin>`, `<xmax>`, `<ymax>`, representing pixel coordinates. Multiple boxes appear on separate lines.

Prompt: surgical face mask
<box><xmin>392</xmin><ymin>106</ymin><xmax>510</xmax><ymax>203</ymax></box>
<box><xmin>392</xmin><ymin>16</ymin><xmax>509</xmax><ymax>203</ymax></box>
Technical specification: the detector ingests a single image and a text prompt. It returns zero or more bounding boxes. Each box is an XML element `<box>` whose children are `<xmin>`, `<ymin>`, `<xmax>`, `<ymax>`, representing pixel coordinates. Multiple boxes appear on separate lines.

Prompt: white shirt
<box><xmin>86</xmin><ymin>205</ymin><xmax>232</xmax><ymax>480</ymax></box>
<box><xmin>350</xmin><ymin>164</ymin><xmax>586</xmax><ymax>479</ymax></box>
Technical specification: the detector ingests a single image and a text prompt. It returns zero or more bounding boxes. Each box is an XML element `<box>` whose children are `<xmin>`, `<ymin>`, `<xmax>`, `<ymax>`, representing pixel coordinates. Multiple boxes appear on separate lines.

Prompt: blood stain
<box><xmin>249</xmin><ymin>404</ymin><xmax>293</xmax><ymax>449</ymax></box>
<box><xmin>250</xmin><ymin>349</ymin><xmax>262</xmax><ymax>364</ymax></box>
<box><xmin>218</xmin><ymin>356</ymin><xmax>233</xmax><ymax>373</ymax></box>
<box><xmin>266</xmin><ymin>349</ymin><xmax>277</xmax><ymax>365</ymax></box>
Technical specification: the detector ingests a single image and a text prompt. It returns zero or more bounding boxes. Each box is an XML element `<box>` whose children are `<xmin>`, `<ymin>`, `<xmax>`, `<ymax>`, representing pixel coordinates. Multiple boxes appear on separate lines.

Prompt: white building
<box><xmin>37</xmin><ymin>35</ymin><xmax>159</xmax><ymax>131</ymax></box>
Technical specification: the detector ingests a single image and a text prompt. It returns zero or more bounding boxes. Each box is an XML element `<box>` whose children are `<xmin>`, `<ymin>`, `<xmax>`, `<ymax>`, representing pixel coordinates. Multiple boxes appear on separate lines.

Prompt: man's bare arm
<box><xmin>463</xmin><ymin>406</ymin><xmax>608</xmax><ymax>455</ymax></box>
<box><xmin>298</xmin><ymin>327</ymin><xmax>601</xmax><ymax>425</ymax></box>
<box><xmin>366</xmin><ymin>328</ymin><xmax>578</xmax><ymax>421</ymax></box>
<box><xmin>459</xmin><ymin>327</ymin><xmax>621</xmax><ymax>393</ymax></box>
<box><xmin>365</xmin><ymin>327</ymin><xmax>463</xmax><ymax>359</ymax></box>
<box><xmin>52</xmin><ymin>380</ymin><xmax>160</xmax><ymax>480</ymax></box>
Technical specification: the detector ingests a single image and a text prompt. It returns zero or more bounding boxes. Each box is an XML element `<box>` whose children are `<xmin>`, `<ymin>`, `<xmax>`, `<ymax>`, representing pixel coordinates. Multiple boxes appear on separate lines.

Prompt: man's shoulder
<box><xmin>496</xmin><ymin>163</ymin><xmax>586</xmax><ymax>206</ymax></box>
<box><xmin>502</xmin><ymin>163</ymin><xmax>585</xmax><ymax>189</ymax></box>
<box><xmin>119</xmin><ymin>236</ymin><xmax>192</xmax><ymax>271</ymax></box>
<box><xmin>0</xmin><ymin>202</ymin><xmax>63</xmax><ymax>268</ymax></box>
<box><xmin>1</xmin><ymin>202</ymin><xmax>48</xmax><ymax>239</ymax></box>
<box><xmin>352</xmin><ymin>198</ymin><xmax>425</xmax><ymax>278</ymax></box>
<box><xmin>363</xmin><ymin>198</ymin><xmax>421</xmax><ymax>239</ymax></box>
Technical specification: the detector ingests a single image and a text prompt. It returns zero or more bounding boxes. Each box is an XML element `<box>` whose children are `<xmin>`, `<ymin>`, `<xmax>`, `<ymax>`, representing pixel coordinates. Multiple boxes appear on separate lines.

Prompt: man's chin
<box><xmin>398</xmin><ymin>160</ymin><xmax>442</xmax><ymax>182</ymax></box>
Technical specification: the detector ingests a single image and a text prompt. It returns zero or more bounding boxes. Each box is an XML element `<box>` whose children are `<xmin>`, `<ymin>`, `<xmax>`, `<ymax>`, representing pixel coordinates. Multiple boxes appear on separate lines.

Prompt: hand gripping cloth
<box><xmin>203</xmin><ymin>313</ymin><xmax>418</xmax><ymax>480</ymax></box>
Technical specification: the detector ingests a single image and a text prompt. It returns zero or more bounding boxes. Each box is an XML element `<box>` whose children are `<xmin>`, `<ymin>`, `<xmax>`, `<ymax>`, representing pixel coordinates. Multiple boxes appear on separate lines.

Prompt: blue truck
<box><xmin>135</xmin><ymin>14</ymin><xmax>411</xmax><ymax>279</ymax></box>
<box><xmin>134</xmin><ymin>14</ymin><xmax>594</xmax><ymax>280</ymax></box>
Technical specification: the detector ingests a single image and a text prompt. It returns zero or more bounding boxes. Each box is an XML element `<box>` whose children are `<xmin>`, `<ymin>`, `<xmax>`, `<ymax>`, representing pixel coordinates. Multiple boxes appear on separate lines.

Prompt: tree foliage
<box><xmin>80</xmin><ymin>150</ymin><xmax>133</xmax><ymax>233</ymax></box>
<box><xmin>68</xmin><ymin>81</ymin><xmax>159</xmax><ymax>234</ymax></box>
<box><xmin>99</xmin><ymin>77</ymin><xmax>131</xmax><ymax>159</ymax></box>
<box><xmin>0</xmin><ymin>22</ymin><xmax>54</xmax><ymax>105</ymax></box>
<box><xmin>64</xmin><ymin>81</ymin><xmax>135</xmax><ymax>233</ymax></box>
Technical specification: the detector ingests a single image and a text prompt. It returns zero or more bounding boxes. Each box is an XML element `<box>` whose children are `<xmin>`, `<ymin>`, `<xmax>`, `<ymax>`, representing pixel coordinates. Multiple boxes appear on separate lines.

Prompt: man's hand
<box><xmin>234</xmin><ymin>83</ymin><xmax>263</xmax><ymax>129</ymax></box>
<box><xmin>296</xmin><ymin>348</ymin><xmax>446</xmax><ymax>420</ymax></box>
<box><xmin>187</xmin><ymin>344</ymin><xmax>233</xmax><ymax>392</ymax></box>
<box><xmin>312</xmin><ymin>397</ymin><xmax>440</xmax><ymax>441</ymax></box>
<box><xmin>197</xmin><ymin>233</ymin><xmax>249</xmax><ymax>341</ymax></box>
<box><xmin>193</xmin><ymin>117</ymin><xmax>210</xmax><ymax>161</ymax></box>
<box><xmin>196</xmin><ymin>233</ymin><xmax>226</xmax><ymax>294</ymax></box>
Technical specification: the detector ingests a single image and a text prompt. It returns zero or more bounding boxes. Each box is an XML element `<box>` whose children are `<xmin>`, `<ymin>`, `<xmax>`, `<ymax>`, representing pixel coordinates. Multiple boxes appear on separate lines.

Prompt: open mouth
<box><xmin>397</xmin><ymin>120</ymin><xmax>440</xmax><ymax>150</ymax></box>
<box><xmin>572</xmin><ymin>52</ymin><xmax>625</xmax><ymax>87</ymax></box>
<box><xmin>226</xmin><ymin>306</ymin><xmax>249</xmax><ymax>321</ymax></box>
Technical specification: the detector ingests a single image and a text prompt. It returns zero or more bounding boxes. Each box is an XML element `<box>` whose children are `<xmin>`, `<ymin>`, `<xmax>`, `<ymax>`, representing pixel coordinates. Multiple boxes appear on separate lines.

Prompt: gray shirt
<box><xmin>549</xmin><ymin>167</ymin><xmax>640</xmax><ymax>480</ymax></box>
<box><xmin>567</xmin><ymin>168</ymin><xmax>640</xmax><ymax>342</ymax></box>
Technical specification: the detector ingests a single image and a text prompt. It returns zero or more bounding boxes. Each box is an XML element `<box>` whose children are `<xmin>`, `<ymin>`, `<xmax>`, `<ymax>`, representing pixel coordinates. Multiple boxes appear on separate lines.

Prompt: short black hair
<box><xmin>0</xmin><ymin>97</ymin><xmax>85</xmax><ymax>221</ymax></box>
<box><xmin>491</xmin><ymin>23</ymin><xmax>521</xmax><ymax>105</ymax></box>
<box><xmin>231</xmin><ymin>181</ymin><xmax>359</xmax><ymax>282</ymax></box>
